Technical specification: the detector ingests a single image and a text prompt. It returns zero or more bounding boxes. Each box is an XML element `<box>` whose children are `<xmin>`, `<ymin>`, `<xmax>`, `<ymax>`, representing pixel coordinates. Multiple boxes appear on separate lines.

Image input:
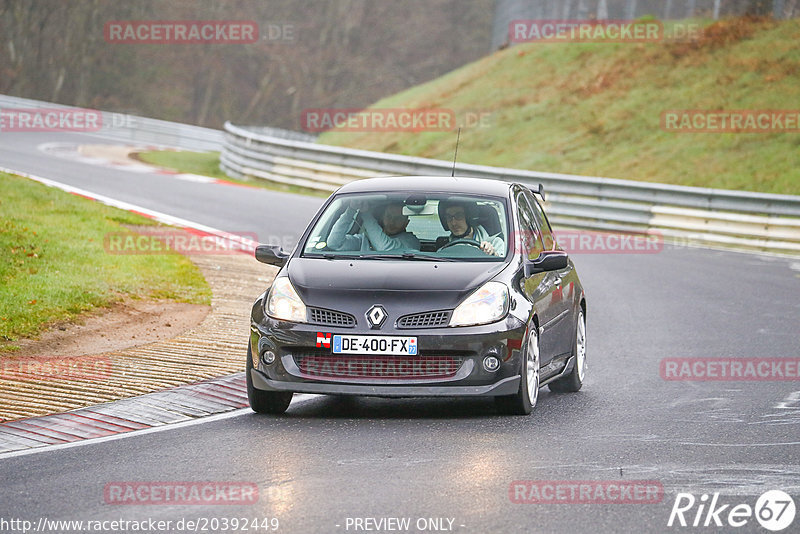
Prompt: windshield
<box><xmin>302</xmin><ymin>192</ymin><xmax>508</xmax><ymax>261</ymax></box>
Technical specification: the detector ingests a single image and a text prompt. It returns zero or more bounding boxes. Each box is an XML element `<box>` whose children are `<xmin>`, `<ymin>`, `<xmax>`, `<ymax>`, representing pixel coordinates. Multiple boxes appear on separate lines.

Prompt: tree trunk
<box><xmin>577</xmin><ymin>0</ymin><xmax>589</xmax><ymax>19</ymax></box>
<box><xmin>562</xmin><ymin>0</ymin><xmax>574</xmax><ymax>19</ymax></box>
<box><xmin>626</xmin><ymin>0</ymin><xmax>638</xmax><ymax>19</ymax></box>
<box><xmin>597</xmin><ymin>0</ymin><xmax>609</xmax><ymax>20</ymax></box>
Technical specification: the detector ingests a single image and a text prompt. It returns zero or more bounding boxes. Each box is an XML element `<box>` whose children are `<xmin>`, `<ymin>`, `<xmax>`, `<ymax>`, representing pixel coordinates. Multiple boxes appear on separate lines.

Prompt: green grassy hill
<box><xmin>320</xmin><ymin>18</ymin><xmax>800</xmax><ymax>196</ymax></box>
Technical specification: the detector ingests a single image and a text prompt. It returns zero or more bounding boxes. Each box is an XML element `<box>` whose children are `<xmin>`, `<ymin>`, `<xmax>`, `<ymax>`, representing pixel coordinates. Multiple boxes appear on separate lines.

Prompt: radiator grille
<box><xmin>308</xmin><ymin>307</ymin><xmax>356</xmax><ymax>327</ymax></box>
<box><xmin>397</xmin><ymin>310</ymin><xmax>451</xmax><ymax>329</ymax></box>
<box><xmin>294</xmin><ymin>353</ymin><xmax>464</xmax><ymax>380</ymax></box>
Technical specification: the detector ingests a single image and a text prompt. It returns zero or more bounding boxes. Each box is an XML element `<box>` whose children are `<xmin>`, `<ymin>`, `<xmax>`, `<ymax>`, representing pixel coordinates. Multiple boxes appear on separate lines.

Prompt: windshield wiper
<box><xmin>360</xmin><ymin>253</ymin><xmax>456</xmax><ymax>262</ymax></box>
<box><xmin>304</xmin><ymin>253</ymin><xmax>364</xmax><ymax>260</ymax></box>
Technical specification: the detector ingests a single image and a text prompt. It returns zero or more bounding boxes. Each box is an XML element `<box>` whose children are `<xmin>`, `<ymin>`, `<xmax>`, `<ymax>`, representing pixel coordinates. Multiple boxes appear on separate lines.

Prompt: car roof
<box><xmin>336</xmin><ymin>176</ymin><xmax>515</xmax><ymax>197</ymax></box>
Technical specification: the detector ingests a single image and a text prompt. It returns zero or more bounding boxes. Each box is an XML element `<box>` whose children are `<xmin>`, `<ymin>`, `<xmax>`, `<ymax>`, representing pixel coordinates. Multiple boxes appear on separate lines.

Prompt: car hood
<box><xmin>287</xmin><ymin>257</ymin><xmax>510</xmax><ymax>314</ymax></box>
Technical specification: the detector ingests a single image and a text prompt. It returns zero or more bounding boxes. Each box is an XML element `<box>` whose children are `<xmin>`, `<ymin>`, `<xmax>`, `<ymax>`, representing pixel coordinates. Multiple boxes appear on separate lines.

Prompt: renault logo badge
<box><xmin>366</xmin><ymin>305</ymin><xmax>387</xmax><ymax>329</ymax></box>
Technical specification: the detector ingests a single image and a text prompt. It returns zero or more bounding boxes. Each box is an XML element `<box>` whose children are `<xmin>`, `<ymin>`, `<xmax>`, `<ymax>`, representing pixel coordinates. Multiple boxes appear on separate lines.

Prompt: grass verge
<box><xmin>0</xmin><ymin>172</ymin><xmax>211</xmax><ymax>350</ymax></box>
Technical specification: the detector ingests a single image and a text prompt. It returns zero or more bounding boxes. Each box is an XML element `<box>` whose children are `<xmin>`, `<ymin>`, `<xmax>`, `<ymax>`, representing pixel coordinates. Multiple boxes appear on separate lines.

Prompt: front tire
<box><xmin>246</xmin><ymin>345</ymin><xmax>293</xmax><ymax>414</ymax></box>
<box><xmin>496</xmin><ymin>323</ymin><xmax>539</xmax><ymax>415</ymax></box>
<box><xmin>549</xmin><ymin>308</ymin><xmax>586</xmax><ymax>393</ymax></box>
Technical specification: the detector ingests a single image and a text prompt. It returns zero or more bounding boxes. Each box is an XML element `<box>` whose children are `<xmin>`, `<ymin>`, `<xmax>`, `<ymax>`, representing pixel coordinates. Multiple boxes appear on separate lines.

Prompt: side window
<box><xmin>523</xmin><ymin>190</ymin><xmax>555</xmax><ymax>251</ymax></box>
<box><xmin>515</xmin><ymin>193</ymin><xmax>544</xmax><ymax>260</ymax></box>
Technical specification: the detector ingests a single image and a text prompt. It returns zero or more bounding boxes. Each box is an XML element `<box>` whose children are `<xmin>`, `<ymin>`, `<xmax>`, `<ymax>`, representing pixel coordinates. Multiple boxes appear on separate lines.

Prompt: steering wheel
<box><xmin>438</xmin><ymin>238</ymin><xmax>483</xmax><ymax>251</ymax></box>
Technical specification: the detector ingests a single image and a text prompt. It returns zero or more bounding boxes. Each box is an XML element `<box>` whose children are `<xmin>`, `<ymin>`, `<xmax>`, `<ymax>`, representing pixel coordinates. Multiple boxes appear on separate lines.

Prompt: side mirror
<box><xmin>524</xmin><ymin>250</ymin><xmax>568</xmax><ymax>277</ymax></box>
<box><xmin>255</xmin><ymin>244</ymin><xmax>289</xmax><ymax>268</ymax></box>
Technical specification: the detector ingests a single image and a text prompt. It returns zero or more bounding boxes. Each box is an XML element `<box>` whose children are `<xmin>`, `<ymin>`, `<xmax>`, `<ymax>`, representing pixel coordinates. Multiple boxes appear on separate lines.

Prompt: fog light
<box><xmin>261</xmin><ymin>350</ymin><xmax>276</xmax><ymax>365</ymax></box>
<box><xmin>483</xmin><ymin>355</ymin><xmax>500</xmax><ymax>372</ymax></box>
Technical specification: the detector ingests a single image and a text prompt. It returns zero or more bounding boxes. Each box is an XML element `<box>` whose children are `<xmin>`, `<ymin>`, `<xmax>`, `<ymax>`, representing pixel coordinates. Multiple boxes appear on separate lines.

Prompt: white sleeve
<box><xmin>361</xmin><ymin>213</ymin><xmax>416</xmax><ymax>251</ymax></box>
<box><xmin>327</xmin><ymin>208</ymin><xmax>362</xmax><ymax>251</ymax></box>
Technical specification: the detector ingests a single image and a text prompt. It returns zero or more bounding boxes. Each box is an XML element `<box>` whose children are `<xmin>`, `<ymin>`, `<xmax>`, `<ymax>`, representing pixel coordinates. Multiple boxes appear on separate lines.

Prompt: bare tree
<box><xmin>625</xmin><ymin>0</ymin><xmax>638</xmax><ymax>19</ymax></box>
<box><xmin>597</xmin><ymin>0</ymin><xmax>609</xmax><ymax>19</ymax></box>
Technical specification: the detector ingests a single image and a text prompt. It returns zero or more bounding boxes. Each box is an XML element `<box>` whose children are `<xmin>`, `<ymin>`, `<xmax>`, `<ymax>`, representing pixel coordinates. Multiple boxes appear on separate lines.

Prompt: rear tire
<box><xmin>549</xmin><ymin>308</ymin><xmax>586</xmax><ymax>393</ymax></box>
<box><xmin>496</xmin><ymin>324</ymin><xmax>539</xmax><ymax>415</ymax></box>
<box><xmin>246</xmin><ymin>345</ymin><xmax>293</xmax><ymax>414</ymax></box>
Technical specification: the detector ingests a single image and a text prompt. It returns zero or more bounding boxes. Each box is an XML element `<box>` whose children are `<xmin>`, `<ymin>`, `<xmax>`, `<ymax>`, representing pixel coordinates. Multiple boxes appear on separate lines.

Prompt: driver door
<box><xmin>516</xmin><ymin>192</ymin><xmax>559</xmax><ymax>368</ymax></box>
<box><xmin>523</xmin><ymin>189</ymin><xmax>575</xmax><ymax>358</ymax></box>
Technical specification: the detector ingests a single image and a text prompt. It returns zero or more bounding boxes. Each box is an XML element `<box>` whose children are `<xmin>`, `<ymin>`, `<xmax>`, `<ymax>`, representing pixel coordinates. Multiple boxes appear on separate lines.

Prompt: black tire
<box><xmin>549</xmin><ymin>308</ymin><xmax>586</xmax><ymax>393</ymax></box>
<box><xmin>496</xmin><ymin>323</ymin><xmax>539</xmax><ymax>415</ymax></box>
<box><xmin>246</xmin><ymin>345</ymin><xmax>293</xmax><ymax>414</ymax></box>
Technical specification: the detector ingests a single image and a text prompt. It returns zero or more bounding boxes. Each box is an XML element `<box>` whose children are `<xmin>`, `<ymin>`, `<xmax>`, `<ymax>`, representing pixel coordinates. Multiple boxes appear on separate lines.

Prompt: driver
<box><xmin>439</xmin><ymin>200</ymin><xmax>504</xmax><ymax>257</ymax></box>
<box><xmin>328</xmin><ymin>199</ymin><xmax>420</xmax><ymax>252</ymax></box>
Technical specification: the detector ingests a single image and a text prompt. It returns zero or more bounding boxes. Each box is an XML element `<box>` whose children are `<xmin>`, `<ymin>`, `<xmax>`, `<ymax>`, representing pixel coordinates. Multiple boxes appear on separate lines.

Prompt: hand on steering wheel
<box><xmin>439</xmin><ymin>238</ymin><xmax>499</xmax><ymax>256</ymax></box>
<box><xmin>438</xmin><ymin>238</ymin><xmax>483</xmax><ymax>251</ymax></box>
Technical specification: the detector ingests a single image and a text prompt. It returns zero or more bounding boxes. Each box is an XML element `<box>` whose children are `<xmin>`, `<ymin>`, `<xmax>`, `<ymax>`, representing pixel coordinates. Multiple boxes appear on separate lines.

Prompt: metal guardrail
<box><xmin>232</xmin><ymin>125</ymin><xmax>317</xmax><ymax>144</ymax></box>
<box><xmin>0</xmin><ymin>94</ymin><xmax>223</xmax><ymax>152</ymax></box>
<box><xmin>221</xmin><ymin>121</ymin><xmax>800</xmax><ymax>254</ymax></box>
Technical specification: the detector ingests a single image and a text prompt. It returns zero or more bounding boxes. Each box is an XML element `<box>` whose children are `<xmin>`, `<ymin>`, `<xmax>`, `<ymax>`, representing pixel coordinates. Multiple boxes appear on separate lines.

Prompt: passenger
<box><xmin>328</xmin><ymin>200</ymin><xmax>420</xmax><ymax>252</ymax></box>
<box><xmin>439</xmin><ymin>200</ymin><xmax>504</xmax><ymax>257</ymax></box>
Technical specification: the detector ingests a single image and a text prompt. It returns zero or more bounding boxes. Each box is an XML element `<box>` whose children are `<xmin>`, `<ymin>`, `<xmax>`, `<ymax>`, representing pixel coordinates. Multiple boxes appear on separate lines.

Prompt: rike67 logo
<box><xmin>668</xmin><ymin>490</ymin><xmax>795</xmax><ymax>531</ymax></box>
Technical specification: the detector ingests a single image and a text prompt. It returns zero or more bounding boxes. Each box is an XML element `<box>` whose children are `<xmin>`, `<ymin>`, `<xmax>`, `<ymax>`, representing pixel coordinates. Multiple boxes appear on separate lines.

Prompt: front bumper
<box><xmin>251</xmin><ymin>371</ymin><xmax>520</xmax><ymax>397</ymax></box>
<box><xmin>249</xmin><ymin>314</ymin><xmax>527</xmax><ymax>398</ymax></box>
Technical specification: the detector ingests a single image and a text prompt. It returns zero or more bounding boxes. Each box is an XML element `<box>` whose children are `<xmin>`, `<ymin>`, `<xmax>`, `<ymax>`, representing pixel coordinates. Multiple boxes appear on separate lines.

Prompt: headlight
<box><xmin>266</xmin><ymin>277</ymin><xmax>307</xmax><ymax>322</ymax></box>
<box><xmin>450</xmin><ymin>281</ymin><xmax>509</xmax><ymax>327</ymax></box>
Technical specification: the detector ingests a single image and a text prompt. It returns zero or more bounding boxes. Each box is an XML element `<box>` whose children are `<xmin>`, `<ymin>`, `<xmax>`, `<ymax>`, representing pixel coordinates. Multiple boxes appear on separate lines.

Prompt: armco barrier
<box><xmin>0</xmin><ymin>94</ymin><xmax>228</xmax><ymax>151</ymax></box>
<box><xmin>0</xmin><ymin>94</ymin><xmax>313</xmax><ymax>153</ymax></box>
<box><xmin>221</xmin><ymin>121</ymin><xmax>800</xmax><ymax>254</ymax></box>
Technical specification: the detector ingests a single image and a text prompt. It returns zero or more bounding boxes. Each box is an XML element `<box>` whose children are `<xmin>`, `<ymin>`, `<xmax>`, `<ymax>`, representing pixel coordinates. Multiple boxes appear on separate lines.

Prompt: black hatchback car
<box><xmin>248</xmin><ymin>176</ymin><xmax>586</xmax><ymax>415</ymax></box>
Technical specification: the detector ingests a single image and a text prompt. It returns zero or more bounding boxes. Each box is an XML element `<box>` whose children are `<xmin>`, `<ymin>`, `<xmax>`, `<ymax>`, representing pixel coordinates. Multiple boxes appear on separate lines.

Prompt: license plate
<box><xmin>332</xmin><ymin>335</ymin><xmax>418</xmax><ymax>356</ymax></box>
